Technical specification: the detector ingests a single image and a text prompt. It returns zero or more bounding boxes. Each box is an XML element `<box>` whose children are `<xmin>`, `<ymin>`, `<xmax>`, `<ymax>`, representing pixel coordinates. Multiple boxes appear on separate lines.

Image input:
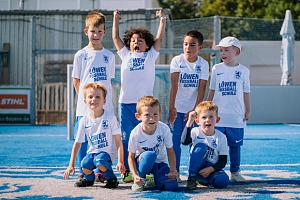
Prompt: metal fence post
<box><xmin>214</xmin><ymin>15</ymin><xmax>221</xmax><ymax>64</ymax></box>
<box><xmin>31</xmin><ymin>16</ymin><xmax>36</xmax><ymax>125</ymax></box>
<box><xmin>67</xmin><ymin>64</ymin><xmax>74</xmax><ymax>140</ymax></box>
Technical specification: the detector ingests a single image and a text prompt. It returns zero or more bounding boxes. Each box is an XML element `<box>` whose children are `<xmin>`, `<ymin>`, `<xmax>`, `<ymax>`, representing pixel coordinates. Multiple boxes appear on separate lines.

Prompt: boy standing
<box><xmin>181</xmin><ymin>101</ymin><xmax>229</xmax><ymax>190</ymax></box>
<box><xmin>168</xmin><ymin>30</ymin><xmax>209</xmax><ymax>180</ymax></box>
<box><xmin>64</xmin><ymin>83</ymin><xmax>125</xmax><ymax>187</ymax></box>
<box><xmin>112</xmin><ymin>10</ymin><xmax>167</xmax><ymax>182</ymax></box>
<box><xmin>207</xmin><ymin>36</ymin><xmax>251</xmax><ymax>182</ymax></box>
<box><xmin>72</xmin><ymin>11</ymin><xmax>116</xmax><ymax>181</ymax></box>
<box><xmin>128</xmin><ymin>96</ymin><xmax>178</xmax><ymax>192</ymax></box>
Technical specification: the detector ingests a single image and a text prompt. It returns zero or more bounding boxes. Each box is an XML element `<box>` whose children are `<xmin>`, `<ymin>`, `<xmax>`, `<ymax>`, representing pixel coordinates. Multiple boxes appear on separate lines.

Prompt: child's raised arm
<box><xmin>153</xmin><ymin>10</ymin><xmax>167</xmax><ymax>52</ymax></box>
<box><xmin>112</xmin><ymin>10</ymin><xmax>125</xmax><ymax>51</ymax></box>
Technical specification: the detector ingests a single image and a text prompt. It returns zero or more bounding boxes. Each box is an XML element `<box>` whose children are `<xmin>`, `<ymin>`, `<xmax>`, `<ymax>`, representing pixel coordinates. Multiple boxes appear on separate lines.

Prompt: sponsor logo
<box><xmin>85</xmin><ymin>125</ymin><xmax>92</xmax><ymax>129</ymax></box>
<box><xmin>196</xmin><ymin>136</ymin><xmax>205</xmax><ymax>140</ymax></box>
<box><xmin>180</xmin><ymin>65</ymin><xmax>187</xmax><ymax>68</ymax></box>
<box><xmin>139</xmin><ymin>140</ymin><xmax>147</xmax><ymax>144</ymax></box>
<box><xmin>235</xmin><ymin>71</ymin><xmax>242</xmax><ymax>79</ymax></box>
<box><xmin>235</xmin><ymin>139</ymin><xmax>243</xmax><ymax>143</ymax></box>
<box><xmin>217</xmin><ymin>72</ymin><xmax>224</xmax><ymax>76</ymax></box>
<box><xmin>0</xmin><ymin>94</ymin><xmax>28</xmax><ymax>109</ymax></box>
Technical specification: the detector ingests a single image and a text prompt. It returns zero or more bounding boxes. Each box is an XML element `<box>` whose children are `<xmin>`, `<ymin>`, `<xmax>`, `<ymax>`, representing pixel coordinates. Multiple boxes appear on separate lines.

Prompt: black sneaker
<box><xmin>186</xmin><ymin>177</ymin><xmax>197</xmax><ymax>190</ymax></box>
<box><xmin>74</xmin><ymin>178</ymin><xmax>94</xmax><ymax>187</ymax></box>
<box><xmin>78</xmin><ymin>173</ymin><xmax>84</xmax><ymax>181</ymax></box>
<box><xmin>104</xmin><ymin>177</ymin><xmax>119</xmax><ymax>188</ymax></box>
<box><xmin>95</xmin><ymin>172</ymin><xmax>106</xmax><ymax>183</ymax></box>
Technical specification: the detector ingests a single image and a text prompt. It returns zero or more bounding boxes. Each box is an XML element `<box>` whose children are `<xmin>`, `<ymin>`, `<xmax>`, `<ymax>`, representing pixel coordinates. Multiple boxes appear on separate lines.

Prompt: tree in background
<box><xmin>199</xmin><ymin>0</ymin><xmax>300</xmax><ymax>20</ymax></box>
<box><xmin>158</xmin><ymin>0</ymin><xmax>300</xmax><ymax>20</ymax></box>
<box><xmin>158</xmin><ymin>0</ymin><xmax>300</xmax><ymax>40</ymax></box>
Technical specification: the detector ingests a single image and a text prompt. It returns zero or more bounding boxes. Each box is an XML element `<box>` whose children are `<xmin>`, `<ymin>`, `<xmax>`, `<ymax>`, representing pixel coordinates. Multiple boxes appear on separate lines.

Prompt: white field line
<box><xmin>1</xmin><ymin>163</ymin><xmax>300</xmax><ymax>169</ymax></box>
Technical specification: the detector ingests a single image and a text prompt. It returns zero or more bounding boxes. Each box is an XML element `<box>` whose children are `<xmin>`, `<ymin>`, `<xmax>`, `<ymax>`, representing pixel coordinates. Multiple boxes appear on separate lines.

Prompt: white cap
<box><xmin>216</xmin><ymin>36</ymin><xmax>241</xmax><ymax>50</ymax></box>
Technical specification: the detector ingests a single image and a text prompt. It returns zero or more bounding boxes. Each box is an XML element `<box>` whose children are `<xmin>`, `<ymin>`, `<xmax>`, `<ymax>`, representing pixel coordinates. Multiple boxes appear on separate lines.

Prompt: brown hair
<box><xmin>83</xmin><ymin>82</ymin><xmax>107</xmax><ymax>99</ymax></box>
<box><xmin>85</xmin><ymin>11</ymin><xmax>106</xmax><ymax>29</ymax></box>
<box><xmin>195</xmin><ymin>101</ymin><xmax>218</xmax><ymax>117</ymax></box>
<box><xmin>136</xmin><ymin>96</ymin><xmax>161</xmax><ymax>115</ymax></box>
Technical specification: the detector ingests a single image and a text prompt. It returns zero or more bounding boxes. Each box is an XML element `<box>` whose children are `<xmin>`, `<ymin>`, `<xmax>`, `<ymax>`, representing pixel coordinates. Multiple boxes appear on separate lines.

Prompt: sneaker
<box><xmin>132</xmin><ymin>182</ymin><xmax>145</xmax><ymax>192</ymax></box>
<box><xmin>74</xmin><ymin>178</ymin><xmax>94</xmax><ymax>187</ymax></box>
<box><xmin>176</xmin><ymin>176</ymin><xmax>183</xmax><ymax>183</ymax></box>
<box><xmin>95</xmin><ymin>172</ymin><xmax>106</xmax><ymax>183</ymax></box>
<box><xmin>78</xmin><ymin>173</ymin><xmax>84</xmax><ymax>181</ymax></box>
<box><xmin>104</xmin><ymin>177</ymin><xmax>119</xmax><ymax>188</ymax></box>
<box><xmin>231</xmin><ymin>171</ymin><xmax>247</xmax><ymax>182</ymax></box>
<box><xmin>186</xmin><ymin>177</ymin><xmax>197</xmax><ymax>190</ymax></box>
<box><xmin>146</xmin><ymin>173</ymin><xmax>153</xmax><ymax>181</ymax></box>
<box><xmin>144</xmin><ymin>177</ymin><xmax>155</xmax><ymax>187</ymax></box>
<box><xmin>121</xmin><ymin>171</ymin><xmax>133</xmax><ymax>183</ymax></box>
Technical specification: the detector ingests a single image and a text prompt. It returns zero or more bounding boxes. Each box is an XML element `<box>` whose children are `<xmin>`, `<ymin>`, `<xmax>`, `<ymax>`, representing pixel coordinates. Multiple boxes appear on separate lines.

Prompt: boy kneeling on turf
<box><xmin>182</xmin><ymin>101</ymin><xmax>229</xmax><ymax>190</ymax></box>
<box><xmin>128</xmin><ymin>96</ymin><xmax>178</xmax><ymax>192</ymax></box>
<box><xmin>64</xmin><ymin>83</ymin><xmax>125</xmax><ymax>187</ymax></box>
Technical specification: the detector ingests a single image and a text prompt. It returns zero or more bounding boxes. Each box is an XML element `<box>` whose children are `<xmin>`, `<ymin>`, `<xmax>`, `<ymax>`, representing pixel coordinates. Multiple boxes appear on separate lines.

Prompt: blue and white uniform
<box><xmin>72</xmin><ymin>46</ymin><xmax>115</xmax><ymax>115</ymax></box>
<box><xmin>117</xmin><ymin>46</ymin><xmax>159</xmax><ymax>170</ymax></box>
<box><xmin>209</xmin><ymin>63</ymin><xmax>250</xmax><ymax>128</ymax></box>
<box><xmin>170</xmin><ymin>54</ymin><xmax>209</xmax><ymax>173</ymax></box>
<box><xmin>76</xmin><ymin>111</ymin><xmax>120</xmax><ymax>181</ymax></box>
<box><xmin>209</xmin><ymin>62</ymin><xmax>250</xmax><ymax>173</ymax></box>
<box><xmin>128</xmin><ymin>121</ymin><xmax>178</xmax><ymax>190</ymax></box>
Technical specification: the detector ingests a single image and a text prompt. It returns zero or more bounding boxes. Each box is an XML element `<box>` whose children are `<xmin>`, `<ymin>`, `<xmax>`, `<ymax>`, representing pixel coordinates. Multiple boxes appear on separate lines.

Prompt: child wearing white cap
<box><xmin>207</xmin><ymin>36</ymin><xmax>251</xmax><ymax>182</ymax></box>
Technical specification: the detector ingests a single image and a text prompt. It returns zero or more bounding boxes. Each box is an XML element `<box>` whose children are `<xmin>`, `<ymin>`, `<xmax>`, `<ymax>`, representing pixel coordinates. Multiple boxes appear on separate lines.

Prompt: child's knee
<box><xmin>212</xmin><ymin>172</ymin><xmax>229</xmax><ymax>189</ymax></box>
<box><xmin>139</xmin><ymin>151</ymin><xmax>156</xmax><ymax>162</ymax></box>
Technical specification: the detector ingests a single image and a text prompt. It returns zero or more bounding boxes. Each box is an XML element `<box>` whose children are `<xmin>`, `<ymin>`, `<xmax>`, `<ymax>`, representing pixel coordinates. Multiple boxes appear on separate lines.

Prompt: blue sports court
<box><xmin>0</xmin><ymin>124</ymin><xmax>300</xmax><ymax>199</ymax></box>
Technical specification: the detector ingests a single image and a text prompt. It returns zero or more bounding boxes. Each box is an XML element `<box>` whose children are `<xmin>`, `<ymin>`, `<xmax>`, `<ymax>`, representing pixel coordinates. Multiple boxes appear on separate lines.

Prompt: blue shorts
<box><xmin>215</xmin><ymin>127</ymin><xmax>244</xmax><ymax>147</ymax></box>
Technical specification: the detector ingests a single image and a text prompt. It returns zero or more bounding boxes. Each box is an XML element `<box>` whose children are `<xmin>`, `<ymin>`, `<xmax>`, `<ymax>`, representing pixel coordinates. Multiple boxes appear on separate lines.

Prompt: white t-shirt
<box><xmin>117</xmin><ymin>46</ymin><xmax>159</xmax><ymax>103</ymax></box>
<box><xmin>190</xmin><ymin>127</ymin><xmax>228</xmax><ymax>164</ymax></box>
<box><xmin>128</xmin><ymin>121</ymin><xmax>173</xmax><ymax>163</ymax></box>
<box><xmin>209</xmin><ymin>63</ymin><xmax>250</xmax><ymax>128</ymax></box>
<box><xmin>75</xmin><ymin>110</ymin><xmax>120</xmax><ymax>156</ymax></box>
<box><xmin>72</xmin><ymin>46</ymin><xmax>115</xmax><ymax>116</ymax></box>
<box><xmin>170</xmin><ymin>54</ymin><xmax>209</xmax><ymax>113</ymax></box>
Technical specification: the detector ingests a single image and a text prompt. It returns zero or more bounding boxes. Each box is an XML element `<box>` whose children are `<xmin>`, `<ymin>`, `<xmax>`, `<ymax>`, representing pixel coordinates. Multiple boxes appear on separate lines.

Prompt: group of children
<box><xmin>63</xmin><ymin>9</ymin><xmax>251</xmax><ymax>192</ymax></box>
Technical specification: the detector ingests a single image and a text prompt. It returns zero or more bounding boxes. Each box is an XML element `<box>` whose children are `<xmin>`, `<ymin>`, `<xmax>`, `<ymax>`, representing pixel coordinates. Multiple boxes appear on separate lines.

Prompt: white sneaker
<box><xmin>231</xmin><ymin>171</ymin><xmax>247</xmax><ymax>182</ymax></box>
<box><xmin>144</xmin><ymin>177</ymin><xmax>155</xmax><ymax>187</ymax></box>
<box><xmin>132</xmin><ymin>183</ymin><xmax>144</xmax><ymax>192</ymax></box>
<box><xmin>176</xmin><ymin>176</ymin><xmax>183</xmax><ymax>183</ymax></box>
<box><xmin>132</xmin><ymin>179</ymin><xmax>145</xmax><ymax>192</ymax></box>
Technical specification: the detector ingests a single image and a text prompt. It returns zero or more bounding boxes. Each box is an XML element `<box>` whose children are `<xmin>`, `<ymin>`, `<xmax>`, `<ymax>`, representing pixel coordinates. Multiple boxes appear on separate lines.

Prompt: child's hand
<box><xmin>243</xmin><ymin>111</ymin><xmax>250</xmax><ymax>121</ymax></box>
<box><xmin>113</xmin><ymin>10</ymin><xmax>122</xmax><ymax>20</ymax></box>
<box><xmin>186</xmin><ymin>111</ymin><xmax>197</xmax><ymax>127</ymax></box>
<box><xmin>156</xmin><ymin>10</ymin><xmax>165</xmax><ymax>18</ymax></box>
<box><xmin>199</xmin><ymin>166</ymin><xmax>214</xmax><ymax>178</ymax></box>
<box><xmin>167</xmin><ymin>169</ymin><xmax>178</xmax><ymax>180</ymax></box>
<box><xmin>116</xmin><ymin>162</ymin><xmax>126</xmax><ymax>174</ymax></box>
<box><xmin>64</xmin><ymin>166</ymin><xmax>75</xmax><ymax>179</ymax></box>
<box><xmin>133</xmin><ymin>175</ymin><xmax>144</xmax><ymax>185</ymax></box>
<box><xmin>168</xmin><ymin>107</ymin><xmax>177</xmax><ymax>124</ymax></box>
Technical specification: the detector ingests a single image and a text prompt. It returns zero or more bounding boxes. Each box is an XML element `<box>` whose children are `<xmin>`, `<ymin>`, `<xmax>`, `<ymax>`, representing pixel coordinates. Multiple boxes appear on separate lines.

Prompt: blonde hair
<box><xmin>85</xmin><ymin>11</ymin><xmax>106</xmax><ymax>29</ymax></box>
<box><xmin>136</xmin><ymin>96</ymin><xmax>161</xmax><ymax>115</ymax></box>
<box><xmin>195</xmin><ymin>101</ymin><xmax>218</xmax><ymax>117</ymax></box>
<box><xmin>83</xmin><ymin>83</ymin><xmax>107</xmax><ymax>99</ymax></box>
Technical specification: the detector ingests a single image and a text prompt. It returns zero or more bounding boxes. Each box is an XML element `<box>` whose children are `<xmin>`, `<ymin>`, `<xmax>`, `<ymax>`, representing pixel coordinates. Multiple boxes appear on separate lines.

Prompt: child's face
<box><xmin>183</xmin><ymin>36</ymin><xmax>203</xmax><ymax>62</ymax></box>
<box><xmin>219</xmin><ymin>46</ymin><xmax>240</xmax><ymax>66</ymax></box>
<box><xmin>84</xmin><ymin>88</ymin><xmax>106</xmax><ymax>111</ymax></box>
<box><xmin>197</xmin><ymin>110</ymin><xmax>220</xmax><ymax>134</ymax></box>
<box><xmin>84</xmin><ymin>24</ymin><xmax>106</xmax><ymax>48</ymax></box>
<box><xmin>136</xmin><ymin>105</ymin><xmax>161</xmax><ymax>133</ymax></box>
<box><xmin>130</xmin><ymin>34</ymin><xmax>149</xmax><ymax>52</ymax></box>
